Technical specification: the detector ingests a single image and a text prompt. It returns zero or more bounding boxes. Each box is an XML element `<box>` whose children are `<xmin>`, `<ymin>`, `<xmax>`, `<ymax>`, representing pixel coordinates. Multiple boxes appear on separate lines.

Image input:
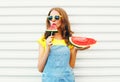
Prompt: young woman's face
<box><xmin>48</xmin><ymin>10</ymin><xmax>62</xmax><ymax>29</ymax></box>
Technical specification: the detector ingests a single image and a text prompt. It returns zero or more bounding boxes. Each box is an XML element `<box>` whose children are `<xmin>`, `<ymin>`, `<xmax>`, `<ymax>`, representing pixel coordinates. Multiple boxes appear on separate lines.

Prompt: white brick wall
<box><xmin>0</xmin><ymin>0</ymin><xmax>120</xmax><ymax>82</ymax></box>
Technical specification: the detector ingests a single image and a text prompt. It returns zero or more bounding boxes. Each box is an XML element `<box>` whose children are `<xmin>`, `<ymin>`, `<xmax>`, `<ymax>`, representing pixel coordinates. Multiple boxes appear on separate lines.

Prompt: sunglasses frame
<box><xmin>47</xmin><ymin>15</ymin><xmax>62</xmax><ymax>21</ymax></box>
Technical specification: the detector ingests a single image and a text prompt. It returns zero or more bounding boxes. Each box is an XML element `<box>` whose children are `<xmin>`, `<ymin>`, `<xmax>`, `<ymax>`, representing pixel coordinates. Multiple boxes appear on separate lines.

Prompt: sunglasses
<box><xmin>47</xmin><ymin>15</ymin><xmax>62</xmax><ymax>21</ymax></box>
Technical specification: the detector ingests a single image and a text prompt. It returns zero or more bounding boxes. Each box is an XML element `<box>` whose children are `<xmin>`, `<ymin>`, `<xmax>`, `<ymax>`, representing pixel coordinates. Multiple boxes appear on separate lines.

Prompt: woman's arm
<box><xmin>69</xmin><ymin>47</ymin><xmax>77</xmax><ymax>68</ymax></box>
<box><xmin>69</xmin><ymin>46</ymin><xmax>90</xmax><ymax>68</ymax></box>
<box><xmin>37</xmin><ymin>36</ymin><xmax>53</xmax><ymax>72</ymax></box>
<box><xmin>37</xmin><ymin>45</ymin><xmax>50</xmax><ymax>72</ymax></box>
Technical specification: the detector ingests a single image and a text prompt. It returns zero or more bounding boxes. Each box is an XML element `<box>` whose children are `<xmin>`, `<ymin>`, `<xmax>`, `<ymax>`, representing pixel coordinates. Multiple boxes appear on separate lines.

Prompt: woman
<box><xmin>37</xmin><ymin>7</ymin><xmax>90</xmax><ymax>82</ymax></box>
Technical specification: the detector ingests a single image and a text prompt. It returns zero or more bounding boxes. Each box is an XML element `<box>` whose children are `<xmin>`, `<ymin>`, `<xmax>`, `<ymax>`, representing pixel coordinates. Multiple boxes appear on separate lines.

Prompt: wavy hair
<box><xmin>44</xmin><ymin>7</ymin><xmax>74</xmax><ymax>45</ymax></box>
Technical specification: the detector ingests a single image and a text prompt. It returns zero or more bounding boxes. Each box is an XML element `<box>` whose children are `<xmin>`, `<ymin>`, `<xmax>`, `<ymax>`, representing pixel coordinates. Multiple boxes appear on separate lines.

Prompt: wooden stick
<box><xmin>51</xmin><ymin>31</ymin><xmax>53</xmax><ymax>36</ymax></box>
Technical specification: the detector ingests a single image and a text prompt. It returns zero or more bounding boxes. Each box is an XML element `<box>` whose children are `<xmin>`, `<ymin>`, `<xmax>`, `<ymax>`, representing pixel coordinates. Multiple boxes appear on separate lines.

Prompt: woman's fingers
<box><xmin>46</xmin><ymin>36</ymin><xmax>54</xmax><ymax>46</ymax></box>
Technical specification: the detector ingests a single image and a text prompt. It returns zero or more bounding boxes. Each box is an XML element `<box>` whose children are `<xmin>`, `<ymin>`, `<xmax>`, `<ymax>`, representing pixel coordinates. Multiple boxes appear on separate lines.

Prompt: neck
<box><xmin>54</xmin><ymin>32</ymin><xmax>63</xmax><ymax>40</ymax></box>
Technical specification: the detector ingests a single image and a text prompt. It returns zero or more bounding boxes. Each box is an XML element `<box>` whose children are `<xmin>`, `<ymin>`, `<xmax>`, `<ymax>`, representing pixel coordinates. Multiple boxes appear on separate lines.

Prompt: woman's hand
<box><xmin>46</xmin><ymin>36</ymin><xmax>54</xmax><ymax>47</ymax></box>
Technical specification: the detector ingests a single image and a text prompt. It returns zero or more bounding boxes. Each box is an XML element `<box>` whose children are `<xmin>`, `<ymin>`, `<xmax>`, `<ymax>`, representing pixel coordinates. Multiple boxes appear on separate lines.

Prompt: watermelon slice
<box><xmin>46</xmin><ymin>24</ymin><xmax>58</xmax><ymax>36</ymax></box>
<box><xmin>69</xmin><ymin>36</ymin><xmax>96</xmax><ymax>47</ymax></box>
<box><xmin>46</xmin><ymin>24</ymin><xmax>58</xmax><ymax>32</ymax></box>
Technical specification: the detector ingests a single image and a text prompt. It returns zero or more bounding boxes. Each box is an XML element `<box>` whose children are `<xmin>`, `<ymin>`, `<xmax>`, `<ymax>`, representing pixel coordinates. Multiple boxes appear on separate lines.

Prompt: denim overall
<box><xmin>42</xmin><ymin>45</ymin><xmax>75</xmax><ymax>82</ymax></box>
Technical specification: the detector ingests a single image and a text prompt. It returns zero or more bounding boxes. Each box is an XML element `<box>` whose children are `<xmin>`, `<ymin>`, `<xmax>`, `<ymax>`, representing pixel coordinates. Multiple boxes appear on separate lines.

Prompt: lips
<box><xmin>52</xmin><ymin>23</ymin><xmax>56</xmax><ymax>25</ymax></box>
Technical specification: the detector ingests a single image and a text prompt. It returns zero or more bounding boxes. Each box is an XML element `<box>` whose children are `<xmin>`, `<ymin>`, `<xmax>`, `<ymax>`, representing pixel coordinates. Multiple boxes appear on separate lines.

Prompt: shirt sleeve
<box><xmin>37</xmin><ymin>35</ymin><xmax>46</xmax><ymax>49</ymax></box>
<box><xmin>68</xmin><ymin>44</ymin><xmax>74</xmax><ymax>49</ymax></box>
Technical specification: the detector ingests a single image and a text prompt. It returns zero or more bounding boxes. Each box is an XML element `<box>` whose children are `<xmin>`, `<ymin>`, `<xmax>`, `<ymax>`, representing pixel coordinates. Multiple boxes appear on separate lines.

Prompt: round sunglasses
<box><xmin>47</xmin><ymin>15</ymin><xmax>62</xmax><ymax>21</ymax></box>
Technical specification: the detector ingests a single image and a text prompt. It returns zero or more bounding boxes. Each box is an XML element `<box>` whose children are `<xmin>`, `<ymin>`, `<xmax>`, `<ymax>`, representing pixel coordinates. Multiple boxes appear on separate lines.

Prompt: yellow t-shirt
<box><xmin>37</xmin><ymin>35</ymin><xmax>73</xmax><ymax>49</ymax></box>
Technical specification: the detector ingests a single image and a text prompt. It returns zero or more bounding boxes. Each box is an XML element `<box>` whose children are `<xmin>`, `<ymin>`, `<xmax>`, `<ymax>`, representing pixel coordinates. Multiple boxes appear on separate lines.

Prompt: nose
<box><xmin>51</xmin><ymin>18</ymin><xmax>56</xmax><ymax>22</ymax></box>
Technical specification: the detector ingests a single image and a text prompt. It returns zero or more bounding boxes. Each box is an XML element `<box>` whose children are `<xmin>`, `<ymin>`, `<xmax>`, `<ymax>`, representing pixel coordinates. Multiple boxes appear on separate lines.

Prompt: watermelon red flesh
<box><xmin>46</xmin><ymin>24</ymin><xmax>58</xmax><ymax>32</ymax></box>
<box><xmin>69</xmin><ymin>36</ymin><xmax>96</xmax><ymax>47</ymax></box>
